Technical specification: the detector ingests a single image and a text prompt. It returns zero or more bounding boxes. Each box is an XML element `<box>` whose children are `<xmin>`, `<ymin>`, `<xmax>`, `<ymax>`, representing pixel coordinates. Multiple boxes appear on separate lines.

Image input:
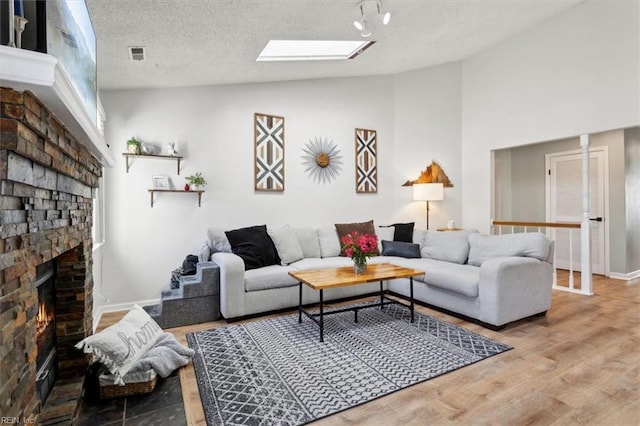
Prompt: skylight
<box><xmin>256</xmin><ymin>40</ymin><xmax>375</xmax><ymax>62</ymax></box>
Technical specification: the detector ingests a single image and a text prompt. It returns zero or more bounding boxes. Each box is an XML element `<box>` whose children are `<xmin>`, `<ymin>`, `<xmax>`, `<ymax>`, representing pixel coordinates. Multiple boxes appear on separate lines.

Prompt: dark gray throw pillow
<box><xmin>381</xmin><ymin>240</ymin><xmax>421</xmax><ymax>258</ymax></box>
<box><xmin>225</xmin><ymin>225</ymin><xmax>280</xmax><ymax>271</ymax></box>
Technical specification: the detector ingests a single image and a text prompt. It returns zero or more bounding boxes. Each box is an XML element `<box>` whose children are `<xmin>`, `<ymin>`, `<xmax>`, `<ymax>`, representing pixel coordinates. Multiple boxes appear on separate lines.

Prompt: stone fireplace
<box><xmin>0</xmin><ymin>88</ymin><xmax>102</xmax><ymax>423</ymax></box>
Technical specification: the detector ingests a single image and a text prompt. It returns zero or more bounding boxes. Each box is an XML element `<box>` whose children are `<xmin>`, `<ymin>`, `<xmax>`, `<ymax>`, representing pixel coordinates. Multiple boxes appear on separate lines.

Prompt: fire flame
<box><xmin>36</xmin><ymin>302</ymin><xmax>54</xmax><ymax>337</ymax></box>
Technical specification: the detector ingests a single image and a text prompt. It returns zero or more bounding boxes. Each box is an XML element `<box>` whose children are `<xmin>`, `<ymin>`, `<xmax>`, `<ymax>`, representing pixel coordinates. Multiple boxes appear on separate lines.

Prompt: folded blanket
<box><xmin>128</xmin><ymin>331</ymin><xmax>195</xmax><ymax>378</ymax></box>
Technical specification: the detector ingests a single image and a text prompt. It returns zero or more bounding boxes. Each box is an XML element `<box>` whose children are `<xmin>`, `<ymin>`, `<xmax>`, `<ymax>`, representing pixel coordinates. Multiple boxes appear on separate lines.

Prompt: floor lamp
<box><xmin>413</xmin><ymin>183</ymin><xmax>444</xmax><ymax>230</ymax></box>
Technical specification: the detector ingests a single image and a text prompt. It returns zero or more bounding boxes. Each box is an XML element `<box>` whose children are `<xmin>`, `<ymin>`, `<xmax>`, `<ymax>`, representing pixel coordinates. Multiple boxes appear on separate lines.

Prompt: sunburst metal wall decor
<box><xmin>301</xmin><ymin>137</ymin><xmax>343</xmax><ymax>184</ymax></box>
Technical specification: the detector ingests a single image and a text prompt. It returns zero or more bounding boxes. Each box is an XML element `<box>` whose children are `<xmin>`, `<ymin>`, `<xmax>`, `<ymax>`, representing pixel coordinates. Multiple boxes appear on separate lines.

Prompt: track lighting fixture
<box><xmin>378</xmin><ymin>2</ymin><xmax>391</xmax><ymax>25</ymax></box>
<box><xmin>353</xmin><ymin>4</ymin><xmax>368</xmax><ymax>37</ymax></box>
<box><xmin>360</xmin><ymin>22</ymin><xmax>372</xmax><ymax>38</ymax></box>
<box><xmin>353</xmin><ymin>0</ymin><xmax>391</xmax><ymax>38</ymax></box>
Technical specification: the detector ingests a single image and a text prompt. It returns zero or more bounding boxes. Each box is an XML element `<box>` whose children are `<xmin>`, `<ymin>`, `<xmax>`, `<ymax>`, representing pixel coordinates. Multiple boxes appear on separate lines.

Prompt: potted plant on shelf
<box><xmin>185</xmin><ymin>172</ymin><xmax>207</xmax><ymax>191</ymax></box>
<box><xmin>126</xmin><ymin>137</ymin><xmax>141</xmax><ymax>154</ymax></box>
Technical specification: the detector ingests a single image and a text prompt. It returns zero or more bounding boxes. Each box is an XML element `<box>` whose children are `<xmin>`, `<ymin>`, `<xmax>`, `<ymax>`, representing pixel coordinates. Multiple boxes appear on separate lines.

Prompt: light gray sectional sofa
<box><xmin>203</xmin><ymin>224</ymin><xmax>554</xmax><ymax>329</ymax></box>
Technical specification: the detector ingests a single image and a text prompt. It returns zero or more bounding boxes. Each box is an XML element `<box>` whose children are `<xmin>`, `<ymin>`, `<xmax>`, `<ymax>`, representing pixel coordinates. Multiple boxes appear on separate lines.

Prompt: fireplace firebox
<box><xmin>35</xmin><ymin>260</ymin><xmax>58</xmax><ymax>404</ymax></box>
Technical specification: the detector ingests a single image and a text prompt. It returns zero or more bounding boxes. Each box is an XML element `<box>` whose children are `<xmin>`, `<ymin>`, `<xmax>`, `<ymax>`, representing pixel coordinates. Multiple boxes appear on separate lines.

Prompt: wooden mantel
<box><xmin>0</xmin><ymin>45</ymin><xmax>114</xmax><ymax>167</ymax></box>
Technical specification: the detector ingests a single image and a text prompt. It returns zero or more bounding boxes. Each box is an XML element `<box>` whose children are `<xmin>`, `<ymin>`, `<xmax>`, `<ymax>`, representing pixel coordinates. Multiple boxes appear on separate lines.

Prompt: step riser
<box><xmin>159</xmin><ymin>295</ymin><xmax>220</xmax><ymax>329</ymax></box>
<box><xmin>146</xmin><ymin>261</ymin><xmax>220</xmax><ymax>329</ymax></box>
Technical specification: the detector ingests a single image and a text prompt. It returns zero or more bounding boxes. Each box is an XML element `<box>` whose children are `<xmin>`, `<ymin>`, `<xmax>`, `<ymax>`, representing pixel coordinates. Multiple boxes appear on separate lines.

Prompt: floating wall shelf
<box><xmin>148</xmin><ymin>189</ymin><xmax>204</xmax><ymax>207</ymax></box>
<box><xmin>123</xmin><ymin>153</ymin><xmax>184</xmax><ymax>174</ymax></box>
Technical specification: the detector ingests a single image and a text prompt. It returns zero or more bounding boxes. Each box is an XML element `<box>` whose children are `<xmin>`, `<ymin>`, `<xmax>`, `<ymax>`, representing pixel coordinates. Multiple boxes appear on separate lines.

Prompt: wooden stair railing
<box><xmin>491</xmin><ymin>220</ymin><xmax>590</xmax><ymax>295</ymax></box>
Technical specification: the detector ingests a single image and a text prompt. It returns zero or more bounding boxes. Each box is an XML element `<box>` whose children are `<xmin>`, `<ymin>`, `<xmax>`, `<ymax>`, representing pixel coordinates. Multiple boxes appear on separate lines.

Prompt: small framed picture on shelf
<box><xmin>152</xmin><ymin>175</ymin><xmax>171</xmax><ymax>189</ymax></box>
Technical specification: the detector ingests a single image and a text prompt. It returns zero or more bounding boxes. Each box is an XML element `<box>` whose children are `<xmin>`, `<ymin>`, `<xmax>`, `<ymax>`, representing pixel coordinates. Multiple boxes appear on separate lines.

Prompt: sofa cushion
<box><xmin>225</xmin><ymin>225</ymin><xmax>280</xmax><ymax>271</ymax></box>
<box><xmin>290</xmin><ymin>257</ymin><xmax>354</xmax><ymax>270</ymax></box>
<box><xmin>375</xmin><ymin>226</ymin><xmax>395</xmax><ymax>252</ymax></box>
<box><xmin>381</xmin><ymin>240</ymin><xmax>421</xmax><ymax>258</ymax></box>
<box><xmin>317</xmin><ymin>225</ymin><xmax>341</xmax><ymax>258</ymax></box>
<box><xmin>292</xmin><ymin>227</ymin><xmax>321</xmax><ymax>258</ymax></box>
<box><xmin>411</xmin><ymin>229</ymin><xmax>426</xmax><ymax>249</ymax></box>
<box><xmin>244</xmin><ymin>265</ymin><xmax>299</xmax><ymax>292</ymax></box>
<box><xmin>421</xmin><ymin>230</ymin><xmax>475</xmax><ymax>264</ymax></box>
<box><xmin>206</xmin><ymin>228</ymin><xmax>232</xmax><ymax>253</ymax></box>
<box><xmin>468</xmin><ymin>232</ymin><xmax>550</xmax><ymax>266</ymax></box>
<box><xmin>196</xmin><ymin>242</ymin><xmax>211</xmax><ymax>262</ymax></box>
<box><xmin>268</xmin><ymin>225</ymin><xmax>304</xmax><ymax>265</ymax></box>
<box><xmin>383</xmin><ymin>257</ymin><xmax>457</xmax><ymax>282</ymax></box>
<box><xmin>335</xmin><ymin>220</ymin><xmax>377</xmax><ymax>256</ymax></box>
<box><xmin>424</xmin><ymin>264</ymin><xmax>480</xmax><ymax>298</ymax></box>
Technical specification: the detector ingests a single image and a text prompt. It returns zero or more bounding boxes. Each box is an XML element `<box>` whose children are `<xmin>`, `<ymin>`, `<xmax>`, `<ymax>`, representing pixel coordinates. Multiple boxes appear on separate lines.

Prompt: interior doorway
<box><xmin>545</xmin><ymin>147</ymin><xmax>608</xmax><ymax>275</ymax></box>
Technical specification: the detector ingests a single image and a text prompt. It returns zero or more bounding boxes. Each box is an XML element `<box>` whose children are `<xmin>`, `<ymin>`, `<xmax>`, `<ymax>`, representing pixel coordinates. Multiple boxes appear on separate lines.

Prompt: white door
<box><xmin>546</xmin><ymin>149</ymin><xmax>607</xmax><ymax>275</ymax></box>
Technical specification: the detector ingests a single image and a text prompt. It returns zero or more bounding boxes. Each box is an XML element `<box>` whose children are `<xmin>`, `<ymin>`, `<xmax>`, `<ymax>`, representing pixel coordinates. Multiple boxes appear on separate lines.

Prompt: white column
<box><xmin>580</xmin><ymin>135</ymin><xmax>593</xmax><ymax>295</ymax></box>
<box><xmin>8</xmin><ymin>0</ymin><xmax>16</xmax><ymax>47</ymax></box>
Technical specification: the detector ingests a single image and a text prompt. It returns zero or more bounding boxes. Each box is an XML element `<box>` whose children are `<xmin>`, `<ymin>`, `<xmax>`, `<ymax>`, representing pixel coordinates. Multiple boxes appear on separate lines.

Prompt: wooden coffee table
<box><xmin>289</xmin><ymin>263</ymin><xmax>424</xmax><ymax>342</ymax></box>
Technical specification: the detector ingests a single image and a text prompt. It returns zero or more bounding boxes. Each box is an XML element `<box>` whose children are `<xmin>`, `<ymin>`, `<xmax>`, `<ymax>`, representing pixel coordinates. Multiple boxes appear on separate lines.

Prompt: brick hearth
<box><xmin>0</xmin><ymin>87</ymin><xmax>102</xmax><ymax>422</ymax></box>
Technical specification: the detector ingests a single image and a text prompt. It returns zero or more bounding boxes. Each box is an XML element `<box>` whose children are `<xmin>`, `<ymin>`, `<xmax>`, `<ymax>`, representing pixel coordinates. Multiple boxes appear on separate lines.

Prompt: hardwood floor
<box><xmin>96</xmin><ymin>272</ymin><xmax>640</xmax><ymax>425</ymax></box>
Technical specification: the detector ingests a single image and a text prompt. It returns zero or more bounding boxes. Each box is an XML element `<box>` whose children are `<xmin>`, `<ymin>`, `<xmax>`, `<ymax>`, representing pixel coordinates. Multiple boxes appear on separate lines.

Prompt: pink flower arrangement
<box><xmin>340</xmin><ymin>232</ymin><xmax>379</xmax><ymax>266</ymax></box>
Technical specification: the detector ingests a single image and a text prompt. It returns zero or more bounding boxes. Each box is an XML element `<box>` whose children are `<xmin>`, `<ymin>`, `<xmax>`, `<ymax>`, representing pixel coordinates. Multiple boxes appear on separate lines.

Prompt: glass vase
<box><xmin>353</xmin><ymin>258</ymin><xmax>367</xmax><ymax>274</ymax></box>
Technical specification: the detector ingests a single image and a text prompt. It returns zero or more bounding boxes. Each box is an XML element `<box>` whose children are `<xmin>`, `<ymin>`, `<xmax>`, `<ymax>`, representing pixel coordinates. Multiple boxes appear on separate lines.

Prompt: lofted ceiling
<box><xmin>85</xmin><ymin>0</ymin><xmax>582</xmax><ymax>91</ymax></box>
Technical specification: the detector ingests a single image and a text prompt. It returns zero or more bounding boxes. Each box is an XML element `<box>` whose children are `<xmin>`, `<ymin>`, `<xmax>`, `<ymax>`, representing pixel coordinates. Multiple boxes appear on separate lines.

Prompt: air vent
<box><xmin>129</xmin><ymin>46</ymin><xmax>145</xmax><ymax>61</ymax></box>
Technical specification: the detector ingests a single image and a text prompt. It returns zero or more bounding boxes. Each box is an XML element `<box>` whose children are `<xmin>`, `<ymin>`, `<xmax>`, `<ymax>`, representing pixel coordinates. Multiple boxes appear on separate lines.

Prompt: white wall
<box><xmin>392</xmin><ymin>62</ymin><xmax>463</xmax><ymax>230</ymax></box>
<box><xmin>100</xmin><ymin>69</ymin><xmax>464</xmax><ymax>307</ymax></box>
<box><xmin>100</xmin><ymin>76</ymin><xmax>404</xmax><ymax>305</ymax></box>
<box><xmin>100</xmin><ymin>69</ymin><xmax>464</xmax><ymax>306</ymax></box>
<box><xmin>624</xmin><ymin>128</ymin><xmax>640</xmax><ymax>275</ymax></box>
<box><xmin>461</xmin><ymin>1</ymin><xmax>640</xmax><ymax>232</ymax></box>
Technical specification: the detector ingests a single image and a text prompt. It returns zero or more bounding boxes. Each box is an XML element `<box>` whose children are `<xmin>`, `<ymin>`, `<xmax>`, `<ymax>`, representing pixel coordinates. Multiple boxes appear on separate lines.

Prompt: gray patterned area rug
<box><xmin>186</xmin><ymin>302</ymin><xmax>511</xmax><ymax>426</ymax></box>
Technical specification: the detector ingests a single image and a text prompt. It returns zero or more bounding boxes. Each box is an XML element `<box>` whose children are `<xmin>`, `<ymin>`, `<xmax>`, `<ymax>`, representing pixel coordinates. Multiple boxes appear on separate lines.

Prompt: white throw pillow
<box><xmin>206</xmin><ymin>227</ymin><xmax>232</xmax><ymax>253</ymax></box>
<box><xmin>317</xmin><ymin>225</ymin><xmax>341</xmax><ymax>258</ymax></box>
<box><xmin>375</xmin><ymin>226</ymin><xmax>395</xmax><ymax>252</ymax></box>
<box><xmin>292</xmin><ymin>227</ymin><xmax>321</xmax><ymax>258</ymax></box>
<box><xmin>196</xmin><ymin>242</ymin><xmax>211</xmax><ymax>262</ymax></box>
<box><xmin>268</xmin><ymin>225</ymin><xmax>304</xmax><ymax>265</ymax></box>
<box><xmin>75</xmin><ymin>305</ymin><xmax>163</xmax><ymax>385</ymax></box>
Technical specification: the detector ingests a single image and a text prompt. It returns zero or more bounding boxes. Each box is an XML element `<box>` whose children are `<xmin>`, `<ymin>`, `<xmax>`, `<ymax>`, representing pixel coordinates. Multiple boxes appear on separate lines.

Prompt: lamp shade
<box><xmin>413</xmin><ymin>183</ymin><xmax>444</xmax><ymax>201</ymax></box>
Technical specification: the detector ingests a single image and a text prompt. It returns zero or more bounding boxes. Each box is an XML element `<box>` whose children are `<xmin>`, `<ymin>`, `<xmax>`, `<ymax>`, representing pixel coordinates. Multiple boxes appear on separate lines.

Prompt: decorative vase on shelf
<box><xmin>126</xmin><ymin>137</ymin><xmax>141</xmax><ymax>154</ymax></box>
<box><xmin>185</xmin><ymin>172</ymin><xmax>206</xmax><ymax>191</ymax></box>
<box><xmin>353</xmin><ymin>258</ymin><xmax>367</xmax><ymax>274</ymax></box>
<box><xmin>141</xmin><ymin>143</ymin><xmax>158</xmax><ymax>155</ymax></box>
<box><xmin>184</xmin><ymin>183</ymin><xmax>190</xmax><ymax>191</ymax></box>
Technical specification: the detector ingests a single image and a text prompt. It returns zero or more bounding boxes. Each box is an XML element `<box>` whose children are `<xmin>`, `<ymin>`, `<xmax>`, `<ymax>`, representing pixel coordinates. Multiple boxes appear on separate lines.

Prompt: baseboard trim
<box><xmin>608</xmin><ymin>270</ymin><xmax>640</xmax><ymax>281</ymax></box>
<box><xmin>93</xmin><ymin>298</ymin><xmax>161</xmax><ymax>332</ymax></box>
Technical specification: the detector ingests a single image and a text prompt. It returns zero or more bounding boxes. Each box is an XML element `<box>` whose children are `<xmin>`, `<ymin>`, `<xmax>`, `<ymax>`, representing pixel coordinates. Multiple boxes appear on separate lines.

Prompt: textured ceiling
<box><xmin>85</xmin><ymin>0</ymin><xmax>581</xmax><ymax>90</ymax></box>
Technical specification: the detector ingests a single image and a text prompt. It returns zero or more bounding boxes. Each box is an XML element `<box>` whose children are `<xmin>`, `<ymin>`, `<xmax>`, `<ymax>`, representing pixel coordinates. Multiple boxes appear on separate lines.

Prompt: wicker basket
<box><xmin>98</xmin><ymin>369</ymin><xmax>158</xmax><ymax>399</ymax></box>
